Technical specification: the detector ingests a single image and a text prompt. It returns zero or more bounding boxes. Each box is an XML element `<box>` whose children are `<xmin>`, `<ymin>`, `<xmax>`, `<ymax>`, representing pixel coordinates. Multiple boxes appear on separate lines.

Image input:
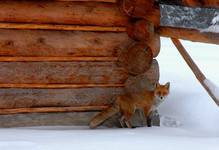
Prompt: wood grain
<box><xmin>159</xmin><ymin>27</ymin><xmax>219</xmax><ymax>45</ymax></box>
<box><xmin>0</xmin><ymin>29</ymin><xmax>132</xmax><ymax>57</ymax></box>
<box><xmin>0</xmin><ymin>0</ymin><xmax>128</xmax><ymax>26</ymax></box>
<box><xmin>0</xmin><ymin>106</ymin><xmax>108</xmax><ymax>115</ymax></box>
<box><xmin>56</xmin><ymin>0</ymin><xmax>117</xmax><ymax>2</ymax></box>
<box><xmin>0</xmin><ymin>87</ymin><xmax>124</xmax><ymax>108</ymax></box>
<box><xmin>0</xmin><ymin>62</ymin><xmax>128</xmax><ymax>84</ymax></box>
<box><xmin>0</xmin><ymin>23</ymin><xmax>126</xmax><ymax>32</ymax></box>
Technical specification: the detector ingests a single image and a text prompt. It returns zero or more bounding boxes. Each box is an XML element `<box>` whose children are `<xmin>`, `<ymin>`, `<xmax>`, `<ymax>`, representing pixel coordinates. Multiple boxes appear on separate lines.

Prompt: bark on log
<box><xmin>0</xmin><ymin>61</ymin><xmax>158</xmax><ymax>108</ymax></box>
<box><xmin>56</xmin><ymin>0</ymin><xmax>117</xmax><ymax>2</ymax></box>
<box><xmin>0</xmin><ymin>87</ymin><xmax>124</xmax><ymax>109</ymax></box>
<box><xmin>182</xmin><ymin>0</ymin><xmax>219</xmax><ymax>8</ymax></box>
<box><xmin>0</xmin><ymin>106</ymin><xmax>108</xmax><ymax>115</ymax></box>
<box><xmin>118</xmin><ymin>42</ymin><xmax>153</xmax><ymax>75</ymax></box>
<box><xmin>159</xmin><ymin>27</ymin><xmax>219</xmax><ymax>45</ymax></box>
<box><xmin>0</xmin><ymin>62</ymin><xmax>128</xmax><ymax>84</ymax></box>
<box><xmin>0</xmin><ymin>29</ymin><xmax>132</xmax><ymax>57</ymax></box>
<box><xmin>125</xmin><ymin>59</ymin><xmax>159</xmax><ymax>92</ymax></box>
<box><xmin>0</xmin><ymin>23</ymin><xmax>126</xmax><ymax>32</ymax></box>
<box><xmin>0</xmin><ymin>0</ymin><xmax>128</xmax><ymax>26</ymax></box>
<box><xmin>126</xmin><ymin>20</ymin><xmax>160</xmax><ymax>57</ymax></box>
<box><xmin>0</xmin><ymin>112</ymin><xmax>121</xmax><ymax>128</ymax></box>
<box><xmin>118</xmin><ymin>0</ymin><xmax>160</xmax><ymax>26</ymax></box>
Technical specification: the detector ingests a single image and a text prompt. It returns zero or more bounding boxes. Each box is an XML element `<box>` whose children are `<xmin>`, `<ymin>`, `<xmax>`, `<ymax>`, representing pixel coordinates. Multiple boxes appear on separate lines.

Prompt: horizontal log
<box><xmin>0</xmin><ymin>29</ymin><xmax>132</xmax><ymax>57</ymax></box>
<box><xmin>159</xmin><ymin>27</ymin><xmax>219</xmax><ymax>45</ymax></box>
<box><xmin>0</xmin><ymin>112</ymin><xmax>121</xmax><ymax>127</ymax></box>
<box><xmin>0</xmin><ymin>1</ymin><xmax>128</xmax><ymax>26</ymax></box>
<box><xmin>0</xmin><ymin>87</ymin><xmax>124</xmax><ymax>108</ymax></box>
<box><xmin>160</xmin><ymin>0</ymin><xmax>219</xmax><ymax>8</ymax></box>
<box><xmin>0</xmin><ymin>62</ymin><xmax>128</xmax><ymax>84</ymax></box>
<box><xmin>182</xmin><ymin>0</ymin><xmax>219</xmax><ymax>8</ymax></box>
<box><xmin>56</xmin><ymin>0</ymin><xmax>117</xmax><ymax>2</ymax></box>
<box><xmin>0</xmin><ymin>106</ymin><xmax>107</xmax><ymax>115</ymax></box>
<box><xmin>0</xmin><ymin>57</ymin><xmax>118</xmax><ymax>62</ymax></box>
<box><xmin>0</xmin><ymin>23</ymin><xmax>126</xmax><ymax>32</ymax></box>
<box><xmin>0</xmin><ymin>83</ymin><xmax>125</xmax><ymax>88</ymax></box>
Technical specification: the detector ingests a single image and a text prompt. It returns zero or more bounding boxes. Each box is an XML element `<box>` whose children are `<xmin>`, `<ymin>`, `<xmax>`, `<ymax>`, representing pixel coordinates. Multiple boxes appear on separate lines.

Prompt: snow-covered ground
<box><xmin>0</xmin><ymin>38</ymin><xmax>219</xmax><ymax>150</ymax></box>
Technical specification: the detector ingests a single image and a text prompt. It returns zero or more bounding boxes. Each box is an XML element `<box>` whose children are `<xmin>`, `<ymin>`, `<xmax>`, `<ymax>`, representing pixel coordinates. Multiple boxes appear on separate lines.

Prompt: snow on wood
<box><xmin>201</xmin><ymin>12</ymin><xmax>219</xmax><ymax>33</ymax></box>
<box><xmin>204</xmin><ymin>79</ymin><xmax>219</xmax><ymax>102</ymax></box>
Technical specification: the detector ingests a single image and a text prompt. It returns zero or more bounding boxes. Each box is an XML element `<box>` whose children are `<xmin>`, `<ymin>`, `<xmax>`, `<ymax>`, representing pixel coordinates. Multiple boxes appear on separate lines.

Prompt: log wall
<box><xmin>0</xmin><ymin>0</ymin><xmax>160</xmax><ymax>127</ymax></box>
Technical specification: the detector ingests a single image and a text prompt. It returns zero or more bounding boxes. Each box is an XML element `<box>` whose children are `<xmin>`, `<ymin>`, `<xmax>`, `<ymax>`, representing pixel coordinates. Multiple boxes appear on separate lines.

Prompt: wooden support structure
<box><xmin>159</xmin><ymin>27</ymin><xmax>219</xmax><ymax>45</ymax></box>
<box><xmin>172</xmin><ymin>38</ymin><xmax>219</xmax><ymax>107</ymax></box>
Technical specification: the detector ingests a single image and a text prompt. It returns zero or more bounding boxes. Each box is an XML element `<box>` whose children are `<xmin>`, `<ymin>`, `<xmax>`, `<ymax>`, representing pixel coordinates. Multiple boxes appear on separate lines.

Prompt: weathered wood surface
<box><xmin>182</xmin><ymin>0</ymin><xmax>219</xmax><ymax>8</ymax></box>
<box><xmin>0</xmin><ymin>29</ymin><xmax>132</xmax><ymax>57</ymax></box>
<box><xmin>118</xmin><ymin>0</ymin><xmax>160</xmax><ymax>26</ymax></box>
<box><xmin>118</xmin><ymin>42</ymin><xmax>153</xmax><ymax>75</ymax></box>
<box><xmin>159</xmin><ymin>27</ymin><xmax>219</xmax><ymax>45</ymax></box>
<box><xmin>0</xmin><ymin>62</ymin><xmax>128</xmax><ymax>84</ymax></box>
<box><xmin>0</xmin><ymin>0</ymin><xmax>128</xmax><ymax>26</ymax></box>
<box><xmin>56</xmin><ymin>0</ymin><xmax>117</xmax><ymax>2</ymax></box>
<box><xmin>0</xmin><ymin>60</ymin><xmax>158</xmax><ymax>109</ymax></box>
<box><xmin>0</xmin><ymin>112</ymin><xmax>121</xmax><ymax>127</ymax></box>
<box><xmin>125</xmin><ymin>59</ymin><xmax>159</xmax><ymax>92</ymax></box>
<box><xmin>160</xmin><ymin>0</ymin><xmax>219</xmax><ymax>8</ymax></box>
<box><xmin>0</xmin><ymin>106</ymin><xmax>108</xmax><ymax>115</ymax></box>
<box><xmin>0</xmin><ymin>23</ymin><xmax>126</xmax><ymax>32</ymax></box>
<box><xmin>0</xmin><ymin>88</ymin><xmax>123</xmax><ymax>109</ymax></box>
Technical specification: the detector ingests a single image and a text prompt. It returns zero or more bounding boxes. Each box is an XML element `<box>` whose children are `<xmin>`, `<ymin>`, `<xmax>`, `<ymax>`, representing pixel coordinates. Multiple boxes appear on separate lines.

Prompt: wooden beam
<box><xmin>0</xmin><ymin>106</ymin><xmax>108</xmax><ymax>115</ymax></box>
<box><xmin>159</xmin><ymin>27</ymin><xmax>219</xmax><ymax>45</ymax></box>
<box><xmin>0</xmin><ymin>84</ymin><xmax>125</xmax><ymax>89</ymax></box>
<box><xmin>0</xmin><ymin>57</ymin><xmax>118</xmax><ymax>62</ymax></box>
<box><xmin>182</xmin><ymin>0</ymin><xmax>219</xmax><ymax>8</ymax></box>
<box><xmin>0</xmin><ymin>23</ymin><xmax>126</xmax><ymax>32</ymax></box>
<box><xmin>160</xmin><ymin>0</ymin><xmax>219</xmax><ymax>8</ymax></box>
<box><xmin>0</xmin><ymin>1</ymin><xmax>128</xmax><ymax>27</ymax></box>
<box><xmin>56</xmin><ymin>0</ymin><xmax>117</xmax><ymax>2</ymax></box>
<box><xmin>0</xmin><ymin>29</ymin><xmax>131</xmax><ymax>58</ymax></box>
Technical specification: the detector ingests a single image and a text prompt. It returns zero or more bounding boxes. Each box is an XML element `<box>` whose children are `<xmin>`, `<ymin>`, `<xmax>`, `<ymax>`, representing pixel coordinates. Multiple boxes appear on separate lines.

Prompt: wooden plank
<box><xmin>0</xmin><ymin>106</ymin><xmax>108</xmax><ymax>115</ymax></box>
<box><xmin>0</xmin><ymin>112</ymin><xmax>120</xmax><ymax>127</ymax></box>
<box><xmin>0</xmin><ymin>29</ymin><xmax>132</xmax><ymax>57</ymax></box>
<box><xmin>0</xmin><ymin>62</ymin><xmax>128</xmax><ymax>84</ymax></box>
<box><xmin>0</xmin><ymin>23</ymin><xmax>126</xmax><ymax>32</ymax></box>
<box><xmin>0</xmin><ymin>87</ymin><xmax>124</xmax><ymax>108</ymax></box>
<box><xmin>0</xmin><ymin>1</ymin><xmax>128</xmax><ymax>26</ymax></box>
<box><xmin>160</xmin><ymin>0</ymin><xmax>219</xmax><ymax>8</ymax></box>
<box><xmin>0</xmin><ymin>57</ymin><xmax>118</xmax><ymax>62</ymax></box>
<box><xmin>159</xmin><ymin>27</ymin><xmax>219</xmax><ymax>45</ymax></box>
<box><xmin>0</xmin><ymin>83</ymin><xmax>125</xmax><ymax>88</ymax></box>
<box><xmin>56</xmin><ymin>0</ymin><xmax>117</xmax><ymax>3</ymax></box>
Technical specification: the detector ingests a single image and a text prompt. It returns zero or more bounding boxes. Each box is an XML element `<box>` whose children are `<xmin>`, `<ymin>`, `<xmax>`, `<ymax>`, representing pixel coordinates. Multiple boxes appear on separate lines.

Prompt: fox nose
<box><xmin>160</xmin><ymin>97</ymin><xmax>163</xmax><ymax>99</ymax></box>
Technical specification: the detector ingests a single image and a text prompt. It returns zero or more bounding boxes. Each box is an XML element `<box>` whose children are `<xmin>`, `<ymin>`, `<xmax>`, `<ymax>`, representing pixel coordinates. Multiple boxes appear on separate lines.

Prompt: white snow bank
<box><xmin>0</xmin><ymin>126</ymin><xmax>219</xmax><ymax>150</ymax></box>
<box><xmin>204</xmin><ymin>79</ymin><xmax>219</xmax><ymax>101</ymax></box>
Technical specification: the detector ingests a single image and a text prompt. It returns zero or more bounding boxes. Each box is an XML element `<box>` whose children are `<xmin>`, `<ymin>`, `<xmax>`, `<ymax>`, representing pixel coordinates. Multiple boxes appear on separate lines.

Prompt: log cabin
<box><xmin>0</xmin><ymin>0</ymin><xmax>218</xmax><ymax>127</ymax></box>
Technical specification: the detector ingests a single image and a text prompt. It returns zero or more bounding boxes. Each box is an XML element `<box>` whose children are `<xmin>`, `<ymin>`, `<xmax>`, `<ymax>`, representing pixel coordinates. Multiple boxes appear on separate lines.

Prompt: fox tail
<box><xmin>89</xmin><ymin>105</ymin><xmax>119</xmax><ymax>129</ymax></box>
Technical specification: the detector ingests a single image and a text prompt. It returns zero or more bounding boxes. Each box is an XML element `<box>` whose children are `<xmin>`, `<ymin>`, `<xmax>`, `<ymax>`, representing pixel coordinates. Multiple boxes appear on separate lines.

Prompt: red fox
<box><xmin>89</xmin><ymin>82</ymin><xmax>170</xmax><ymax>128</ymax></box>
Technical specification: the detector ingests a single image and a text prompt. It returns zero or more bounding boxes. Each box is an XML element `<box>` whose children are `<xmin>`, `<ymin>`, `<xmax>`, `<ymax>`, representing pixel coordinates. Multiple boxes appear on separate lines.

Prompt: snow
<box><xmin>0</xmin><ymin>38</ymin><xmax>219</xmax><ymax>150</ymax></box>
<box><xmin>201</xmin><ymin>12</ymin><xmax>219</xmax><ymax>33</ymax></box>
<box><xmin>204</xmin><ymin>79</ymin><xmax>219</xmax><ymax>101</ymax></box>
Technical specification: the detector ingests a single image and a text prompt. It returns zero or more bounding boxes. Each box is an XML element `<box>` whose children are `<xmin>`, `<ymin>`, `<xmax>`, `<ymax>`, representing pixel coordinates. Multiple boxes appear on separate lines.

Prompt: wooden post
<box><xmin>171</xmin><ymin>38</ymin><xmax>219</xmax><ymax>107</ymax></box>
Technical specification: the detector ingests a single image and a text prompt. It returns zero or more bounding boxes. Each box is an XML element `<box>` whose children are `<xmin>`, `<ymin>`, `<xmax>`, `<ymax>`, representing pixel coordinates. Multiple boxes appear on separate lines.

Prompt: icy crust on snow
<box><xmin>204</xmin><ymin>79</ymin><xmax>219</xmax><ymax>101</ymax></box>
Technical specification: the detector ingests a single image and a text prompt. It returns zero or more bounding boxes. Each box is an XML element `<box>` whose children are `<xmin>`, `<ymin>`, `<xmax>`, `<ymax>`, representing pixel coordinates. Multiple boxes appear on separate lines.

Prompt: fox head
<box><xmin>154</xmin><ymin>82</ymin><xmax>170</xmax><ymax>100</ymax></box>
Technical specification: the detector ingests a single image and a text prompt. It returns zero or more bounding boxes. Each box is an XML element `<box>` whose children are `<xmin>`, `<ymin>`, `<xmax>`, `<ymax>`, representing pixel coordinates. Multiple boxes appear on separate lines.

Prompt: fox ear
<box><xmin>165</xmin><ymin>82</ymin><xmax>170</xmax><ymax>89</ymax></box>
<box><xmin>155</xmin><ymin>82</ymin><xmax>160</xmax><ymax>88</ymax></box>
